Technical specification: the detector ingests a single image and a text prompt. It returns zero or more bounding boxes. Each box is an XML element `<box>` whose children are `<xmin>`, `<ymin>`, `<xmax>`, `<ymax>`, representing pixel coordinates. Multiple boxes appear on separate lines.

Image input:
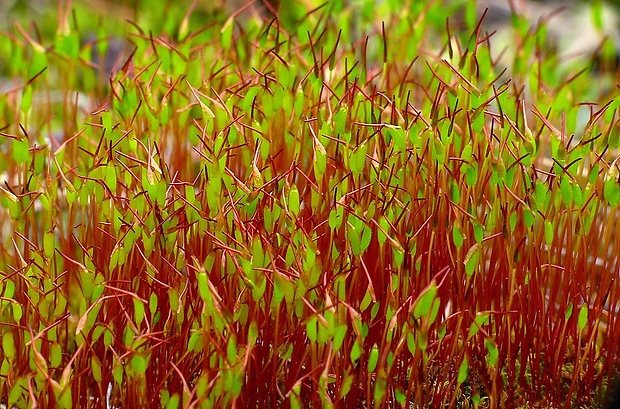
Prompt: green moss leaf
<box><xmin>458</xmin><ymin>358</ymin><xmax>468</xmax><ymax>384</ymax></box>
<box><xmin>578</xmin><ymin>305</ymin><xmax>588</xmax><ymax>331</ymax></box>
<box><xmin>413</xmin><ymin>282</ymin><xmax>438</xmax><ymax>319</ymax></box>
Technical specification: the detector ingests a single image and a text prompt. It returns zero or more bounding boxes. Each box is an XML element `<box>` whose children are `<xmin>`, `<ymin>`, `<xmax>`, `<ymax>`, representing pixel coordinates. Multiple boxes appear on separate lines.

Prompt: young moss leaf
<box><xmin>491</xmin><ymin>156</ymin><xmax>506</xmax><ymax>180</ymax></box>
<box><xmin>6</xmin><ymin>375</ymin><xmax>24</xmax><ymax>401</ymax></box>
<box><xmin>165</xmin><ymin>393</ymin><xmax>180</xmax><ymax>409</ymax></box>
<box><xmin>485</xmin><ymin>338</ymin><xmax>499</xmax><ymax>367</ymax></box>
<box><xmin>105</xmin><ymin>162</ymin><xmax>117</xmax><ymax>193</ymax></box>
<box><xmin>333</xmin><ymin>325</ymin><xmax>347</xmax><ymax>351</ymax></box>
<box><xmin>339</xmin><ymin>374</ymin><xmax>354</xmax><ymax>399</ymax></box>
<box><xmin>412</xmin><ymin>281</ymin><xmax>438</xmax><ymax>319</ymax></box>
<box><xmin>43</xmin><ymin>231</ymin><xmax>55</xmax><ymax>260</ymax></box>
<box><xmin>227</xmin><ymin>336</ymin><xmax>237</xmax><ymax>364</ymax></box>
<box><xmin>458</xmin><ymin>357</ymin><xmax>469</xmax><ymax>384</ymax></box>
<box><xmin>21</xmin><ymin>85</ymin><xmax>33</xmax><ymax>113</ymax></box>
<box><xmin>604</xmin><ymin>165</ymin><xmax>620</xmax><ymax>206</ymax></box>
<box><xmin>288</xmin><ymin>185</ymin><xmax>300</xmax><ymax>216</ymax></box>
<box><xmin>350</xmin><ymin>339</ymin><xmax>362</xmax><ymax>363</ymax></box>
<box><xmin>461</xmin><ymin>143</ymin><xmax>473</xmax><ymax>161</ymax></box>
<box><xmin>578</xmin><ymin>304</ymin><xmax>588</xmax><ymax>331</ymax></box>
<box><xmin>131</xmin><ymin>355</ymin><xmax>147</xmax><ymax>373</ymax></box>
<box><xmin>367</xmin><ymin>344</ymin><xmax>379</xmax><ymax>373</ymax></box>
<box><xmin>523</xmin><ymin>125</ymin><xmax>537</xmax><ymax>156</ymax></box>
<box><xmin>28</xmin><ymin>48</ymin><xmax>47</xmax><ymax>79</ymax></box>
<box><xmin>388</xmin><ymin>127</ymin><xmax>406</xmax><ymax>151</ymax></box>
<box><xmin>468</xmin><ymin>313</ymin><xmax>490</xmax><ymax>340</ymax></box>
<box><xmin>13</xmin><ymin>138</ymin><xmax>30</xmax><ymax>164</ymax></box>
<box><xmin>2</xmin><ymin>332</ymin><xmax>15</xmax><ymax>360</ymax></box>
<box><xmin>464</xmin><ymin>244</ymin><xmax>480</xmax><ymax>276</ymax></box>
<box><xmin>544</xmin><ymin>220</ymin><xmax>554</xmax><ymax>246</ymax></box>
<box><xmin>306</xmin><ymin>316</ymin><xmax>318</xmax><ymax>342</ymax></box>
<box><xmin>133</xmin><ymin>298</ymin><xmax>145</xmax><ymax>326</ymax></box>
<box><xmin>360</xmin><ymin>290</ymin><xmax>373</xmax><ymax>312</ymax></box>
<box><xmin>329</xmin><ymin>205</ymin><xmax>344</xmax><ymax>230</ymax></box>
<box><xmin>452</xmin><ymin>224</ymin><xmax>464</xmax><ymax>248</ymax></box>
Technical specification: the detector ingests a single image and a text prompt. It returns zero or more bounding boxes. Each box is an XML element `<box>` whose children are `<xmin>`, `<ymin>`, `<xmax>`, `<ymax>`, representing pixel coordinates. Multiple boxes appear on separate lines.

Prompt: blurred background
<box><xmin>0</xmin><ymin>0</ymin><xmax>619</xmax><ymax>82</ymax></box>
